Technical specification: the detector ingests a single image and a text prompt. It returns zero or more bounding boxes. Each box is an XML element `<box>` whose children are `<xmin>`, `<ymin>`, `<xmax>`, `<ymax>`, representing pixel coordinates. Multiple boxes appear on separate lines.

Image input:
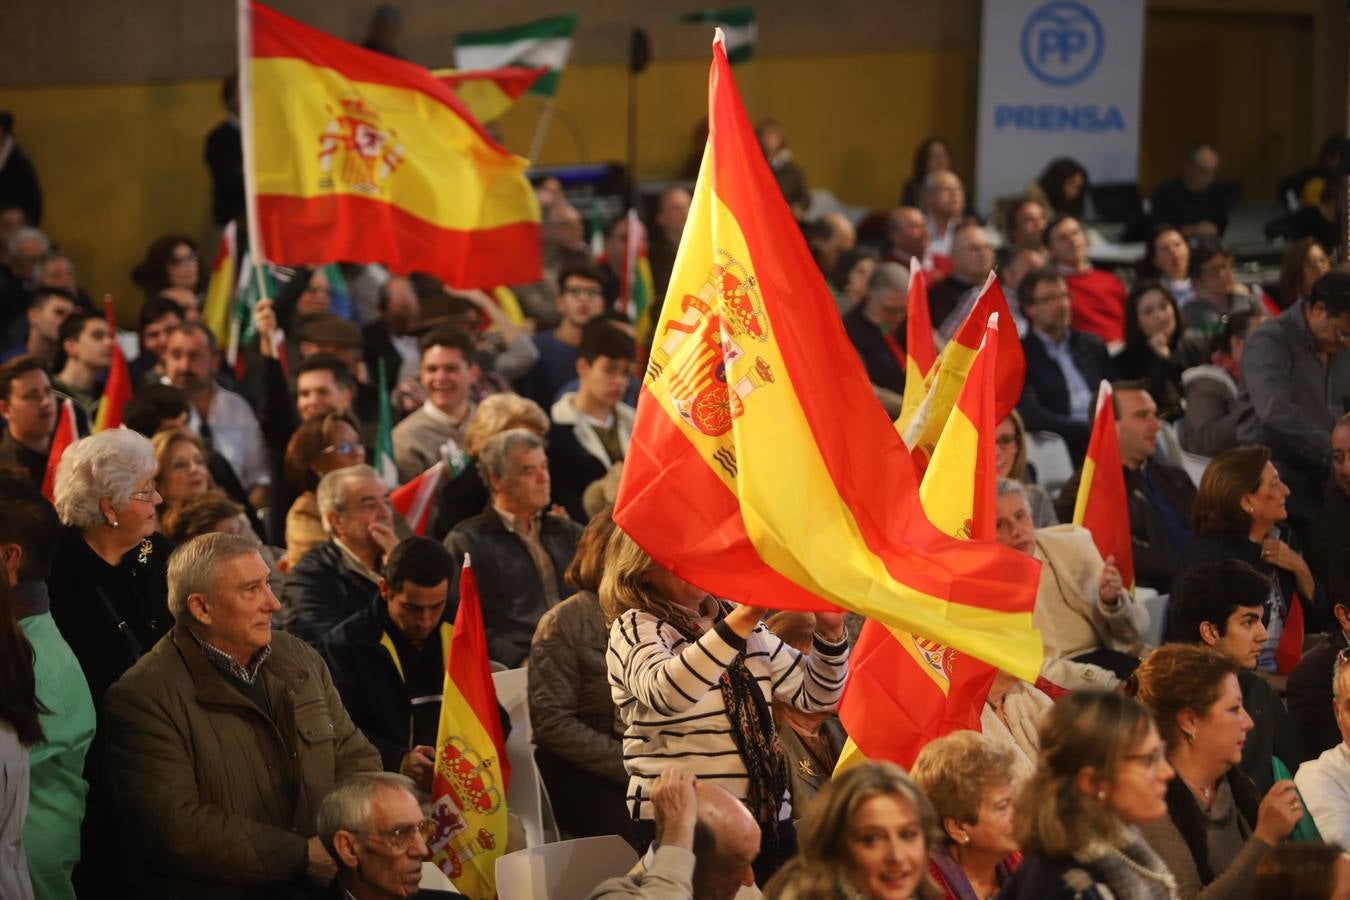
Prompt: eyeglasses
<box><xmin>995</xmin><ymin>435</ymin><xmax>1017</xmax><ymax>448</ymax></box>
<box><xmin>129</xmin><ymin>487</ymin><xmax>162</xmax><ymax>503</ymax></box>
<box><xmin>1124</xmin><ymin>747</ymin><xmax>1166</xmax><ymax>770</ymax></box>
<box><xmin>359</xmin><ymin>817</ymin><xmax>436</xmax><ymax>852</ymax></box>
<box><xmin>323</xmin><ymin>440</ymin><xmax>364</xmax><ymax>456</ymax></box>
<box><xmin>170</xmin><ymin>253</ymin><xmax>199</xmax><ymax>265</ymax></box>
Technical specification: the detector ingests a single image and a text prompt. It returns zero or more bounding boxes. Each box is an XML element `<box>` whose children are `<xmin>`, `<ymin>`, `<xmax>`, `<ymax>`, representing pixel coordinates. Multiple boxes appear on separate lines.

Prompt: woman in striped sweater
<box><xmin>601</xmin><ymin>528</ymin><xmax>851</xmax><ymax>886</ymax></box>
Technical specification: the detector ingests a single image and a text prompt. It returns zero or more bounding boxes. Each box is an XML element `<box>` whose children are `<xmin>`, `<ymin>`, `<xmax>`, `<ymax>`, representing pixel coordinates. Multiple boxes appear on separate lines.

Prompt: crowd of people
<box><xmin>5</xmin><ymin>67</ymin><xmax>1350</xmax><ymax>899</ymax></box>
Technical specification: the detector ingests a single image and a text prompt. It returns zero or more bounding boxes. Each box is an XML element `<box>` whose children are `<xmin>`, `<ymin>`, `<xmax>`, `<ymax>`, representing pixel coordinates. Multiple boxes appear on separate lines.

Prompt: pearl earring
<box><xmin>1096</xmin><ymin>790</ymin><xmax>1106</xmax><ymax>802</ymax></box>
<box><xmin>110</xmin><ymin>519</ymin><xmax>119</xmax><ymax>528</ymax></box>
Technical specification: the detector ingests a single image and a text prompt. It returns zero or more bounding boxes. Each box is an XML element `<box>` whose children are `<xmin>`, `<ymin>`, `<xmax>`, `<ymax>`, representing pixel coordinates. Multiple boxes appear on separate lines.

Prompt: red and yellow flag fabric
<box><xmin>42</xmin><ymin>398</ymin><xmax>78</xmax><ymax>503</ymax></box>
<box><xmin>427</xmin><ymin>558</ymin><xmax>509</xmax><ymax>899</ymax></box>
<box><xmin>1071</xmin><ymin>381</ymin><xmax>1135</xmax><ymax>589</ymax></box>
<box><xmin>432</xmin><ymin>66</ymin><xmax>547</xmax><ymax>124</ymax></box>
<box><xmin>202</xmin><ymin>221</ymin><xmax>237</xmax><ymax>349</ymax></box>
<box><xmin>612</xmin><ymin>33</ymin><xmax>1042</xmax><ymax>680</ymax></box>
<box><xmin>93</xmin><ymin>298</ymin><xmax>131</xmax><ymax>433</ymax></box>
<box><xmin>838</xmin><ymin>315</ymin><xmax>1033</xmax><ymax>770</ymax></box>
<box><xmin>899</xmin><ymin>259</ymin><xmax>937</xmax><ymax>421</ymax></box>
<box><xmin>242</xmin><ymin>2</ymin><xmax>541</xmax><ymax>290</ymax></box>
<box><xmin>390</xmin><ymin>461</ymin><xmax>446</xmax><ymax>536</ymax></box>
<box><xmin>899</xmin><ymin>274</ymin><xmax>1026</xmax><ymax>471</ymax></box>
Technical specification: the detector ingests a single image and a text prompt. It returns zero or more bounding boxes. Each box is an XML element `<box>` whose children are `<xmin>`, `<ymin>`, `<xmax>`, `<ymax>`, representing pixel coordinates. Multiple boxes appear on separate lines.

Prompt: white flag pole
<box><xmin>235</xmin><ymin>0</ymin><xmax>268</xmax><ymax>295</ymax></box>
<box><xmin>527</xmin><ymin>98</ymin><xmax>556</xmax><ymax>163</ymax></box>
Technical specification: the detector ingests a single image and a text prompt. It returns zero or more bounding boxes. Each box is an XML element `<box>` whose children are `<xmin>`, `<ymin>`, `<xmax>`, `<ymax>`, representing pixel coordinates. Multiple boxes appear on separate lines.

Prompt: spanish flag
<box><xmin>899</xmin><ymin>259</ymin><xmax>936</xmax><ymax>422</ymax></box>
<box><xmin>837</xmin><ymin>316</ymin><xmax>1029</xmax><ymax>771</ymax></box>
<box><xmin>899</xmin><ymin>274</ymin><xmax>1025</xmax><ymax>471</ymax></box>
<box><xmin>621</xmin><ymin>209</ymin><xmax>657</xmax><ymax>346</ymax></box>
<box><xmin>241</xmin><ymin>2</ymin><xmax>541</xmax><ymax>289</ymax></box>
<box><xmin>202</xmin><ymin>221</ymin><xmax>237</xmax><ymax>348</ymax></box>
<box><xmin>1071</xmin><ymin>381</ymin><xmax>1135</xmax><ymax>590</ymax></box>
<box><xmin>42</xmin><ymin>398</ymin><xmax>78</xmax><ymax>503</ymax></box>
<box><xmin>613</xmin><ymin>32</ymin><xmax>1042</xmax><ymax>680</ymax></box>
<box><xmin>428</xmin><ymin>557</ymin><xmax>509</xmax><ymax>899</ymax></box>
<box><xmin>433</xmin><ymin>66</ymin><xmax>548</xmax><ymax>125</ymax></box>
<box><xmin>93</xmin><ymin>297</ymin><xmax>131</xmax><ymax>433</ymax></box>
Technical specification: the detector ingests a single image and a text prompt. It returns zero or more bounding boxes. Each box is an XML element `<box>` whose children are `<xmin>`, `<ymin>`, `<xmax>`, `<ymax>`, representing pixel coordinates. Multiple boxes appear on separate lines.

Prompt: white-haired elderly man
<box><xmin>841</xmin><ymin>261</ymin><xmax>910</xmax><ymax>417</ymax></box>
<box><xmin>103</xmin><ymin>532</ymin><xmax>380</xmax><ymax>899</ymax></box>
<box><xmin>317</xmin><ymin>773</ymin><xmax>467</xmax><ymax>900</ymax></box>
<box><xmin>283</xmin><ymin>464</ymin><xmax>398</xmax><ymax>645</ymax></box>
<box><xmin>1296</xmin><ymin>654</ymin><xmax>1350</xmax><ymax>845</ymax></box>
<box><xmin>994</xmin><ymin>477</ymin><xmax>1150</xmax><ymax>691</ymax></box>
<box><xmin>444</xmin><ymin>428</ymin><xmax>582</xmax><ymax>667</ymax></box>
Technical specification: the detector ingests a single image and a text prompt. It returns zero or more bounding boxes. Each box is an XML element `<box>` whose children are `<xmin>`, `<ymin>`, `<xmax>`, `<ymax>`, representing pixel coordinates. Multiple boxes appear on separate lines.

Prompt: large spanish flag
<box><xmin>1071</xmin><ymin>381</ymin><xmax>1135</xmax><ymax>590</ymax></box>
<box><xmin>427</xmin><ymin>558</ymin><xmax>509</xmax><ymax>900</ymax></box>
<box><xmin>93</xmin><ymin>297</ymin><xmax>131</xmax><ymax>433</ymax></box>
<box><xmin>838</xmin><ymin>316</ymin><xmax>1031</xmax><ymax>770</ymax></box>
<box><xmin>899</xmin><ymin>274</ymin><xmax>1025</xmax><ymax>471</ymax></box>
<box><xmin>899</xmin><ymin>259</ymin><xmax>937</xmax><ymax>423</ymax></box>
<box><xmin>240</xmin><ymin>2</ymin><xmax>541</xmax><ymax>290</ymax></box>
<box><xmin>613</xmin><ymin>33</ymin><xmax>1042</xmax><ymax>680</ymax></box>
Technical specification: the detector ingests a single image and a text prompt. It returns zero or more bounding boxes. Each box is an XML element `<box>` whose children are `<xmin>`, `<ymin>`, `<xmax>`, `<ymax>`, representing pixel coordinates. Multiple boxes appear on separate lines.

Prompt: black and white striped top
<box><xmin>606</xmin><ymin>603</ymin><xmax>850</xmax><ymax>822</ymax></box>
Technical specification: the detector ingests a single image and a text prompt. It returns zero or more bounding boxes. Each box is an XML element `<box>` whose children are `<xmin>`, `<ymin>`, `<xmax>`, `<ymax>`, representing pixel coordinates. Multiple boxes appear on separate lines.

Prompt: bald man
<box><xmin>885</xmin><ymin>206</ymin><xmax>929</xmax><ymax>269</ymax></box>
<box><xmin>587</xmin><ymin>767</ymin><xmax>761</xmax><ymax>900</ymax></box>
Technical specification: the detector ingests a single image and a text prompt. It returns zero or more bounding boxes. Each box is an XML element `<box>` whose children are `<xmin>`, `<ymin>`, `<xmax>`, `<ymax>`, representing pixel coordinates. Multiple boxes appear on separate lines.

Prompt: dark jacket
<box><xmin>0</xmin><ymin>141</ymin><xmax>42</xmax><ymax>226</ymax></box>
<box><xmin>431</xmin><ymin>465</ymin><xmax>489</xmax><ymax>542</ymax></box>
<box><xmin>1308</xmin><ymin>485</ymin><xmax>1350</xmax><ymax>593</ymax></box>
<box><xmin>1236</xmin><ymin>667</ymin><xmax>1293</xmax><ymax>792</ymax></box>
<box><xmin>1114</xmin><ymin>342</ymin><xmax>1191</xmax><ymax>421</ymax></box>
<box><xmin>445</xmin><ymin>508</ymin><xmax>582</xmax><ymax>667</ymax></box>
<box><xmin>1017</xmin><ymin>328</ymin><xmax>1112</xmax><ymax>462</ymax></box>
<box><xmin>1287</xmin><ymin>629</ymin><xmax>1350</xmax><ymax>766</ymax></box>
<box><xmin>1056</xmin><ymin>461</ymin><xmax>1196</xmax><ymax>592</ymax></box>
<box><xmin>203</xmin><ymin>119</ymin><xmax>243</xmax><ymax>227</ymax></box>
<box><xmin>0</xmin><ymin>428</ymin><xmax>46</xmax><ymax>488</ymax></box>
<box><xmin>362</xmin><ymin>319</ymin><xmax>404</xmax><ymax>399</ymax></box>
<box><xmin>926</xmin><ymin>273</ymin><xmax>978</xmax><ymax>334</ymax></box>
<box><xmin>103</xmin><ymin>626</ymin><xmax>380</xmax><ymax>899</ymax></box>
<box><xmin>841</xmin><ymin>304</ymin><xmax>905</xmax><ymax>395</ymax></box>
<box><xmin>282</xmin><ymin>540</ymin><xmax>382</xmax><ymax>646</ymax></box>
<box><xmin>994</xmin><ymin>835</ymin><xmax>1174</xmax><ymax>900</ymax></box>
<box><xmin>321</xmin><ymin>600</ymin><xmax>453</xmax><ymax>772</ymax></box>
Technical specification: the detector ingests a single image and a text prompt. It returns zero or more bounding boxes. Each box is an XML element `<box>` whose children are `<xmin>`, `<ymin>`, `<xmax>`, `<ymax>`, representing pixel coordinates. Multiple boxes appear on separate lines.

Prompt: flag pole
<box><xmin>527</xmin><ymin>98</ymin><xmax>556</xmax><ymax>162</ymax></box>
<box><xmin>235</xmin><ymin>0</ymin><xmax>269</xmax><ymax>298</ymax></box>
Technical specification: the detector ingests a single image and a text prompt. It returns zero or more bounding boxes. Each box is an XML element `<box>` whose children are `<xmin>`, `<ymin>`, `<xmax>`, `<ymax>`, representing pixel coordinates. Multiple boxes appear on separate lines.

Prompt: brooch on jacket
<box><xmin>136</xmin><ymin>538</ymin><xmax>154</xmax><ymax>566</ymax></box>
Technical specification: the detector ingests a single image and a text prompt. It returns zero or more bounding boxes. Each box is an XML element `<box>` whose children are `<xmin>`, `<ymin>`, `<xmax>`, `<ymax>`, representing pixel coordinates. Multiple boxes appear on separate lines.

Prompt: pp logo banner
<box><xmin>1021</xmin><ymin>1</ymin><xmax>1104</xmax><ymax>86</ymax></box>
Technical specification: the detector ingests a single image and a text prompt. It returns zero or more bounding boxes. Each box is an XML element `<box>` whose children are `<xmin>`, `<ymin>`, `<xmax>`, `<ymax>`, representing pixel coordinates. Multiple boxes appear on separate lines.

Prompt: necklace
<box><xmin>1177</xmin><ymin>772</ymin><xmax>1215</xmax><ymax>807</ymax></box>
<box><xmin>1100</xmin><ymin>845</ymin><xmax>1178</xmax><ymax>892</ymax></box>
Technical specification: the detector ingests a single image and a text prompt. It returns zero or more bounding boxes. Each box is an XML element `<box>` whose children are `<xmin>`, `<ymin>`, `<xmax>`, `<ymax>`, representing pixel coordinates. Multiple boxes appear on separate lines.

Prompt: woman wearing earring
<box><xmin>281</xmin><ymin>411</ymin><xmax>365</xmax><ymax>569</ymax></box>
<box><xmin>1127</xmin><ymin>643</ymin><xmax>1303</xmax><ymax>899</ymax></box>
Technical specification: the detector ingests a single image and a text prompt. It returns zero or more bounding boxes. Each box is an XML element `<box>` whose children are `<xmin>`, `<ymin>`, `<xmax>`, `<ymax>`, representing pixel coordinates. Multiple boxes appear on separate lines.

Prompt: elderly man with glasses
<box><xmin>102</xmin><ymin>532</ymin><xmax>380</xmax><ymax>898</ymax></box>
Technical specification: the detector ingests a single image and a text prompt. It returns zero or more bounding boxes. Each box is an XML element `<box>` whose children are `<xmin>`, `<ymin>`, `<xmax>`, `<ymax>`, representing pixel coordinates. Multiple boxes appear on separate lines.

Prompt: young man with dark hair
<box><xmin>50</xmin><ymin>310</ymin><xmax>113</xmax><ymax>421</ymax></box>
<box><xmin>547</xmin><ymin>319</ymin><xmax>636</xmax><ymax>521</ymax></box>
<box><xmin>391</xmin><ymin>327</ymin><xmax>478</xmax><ymax>482</ymax></box>
<box><xmin>1168</xmin><ymin>560</ymin><xmax>1294</xmax><ymax>792</ymax></box>
<box><xmin>321</xmin><ymin>536</ymin><xmax>456</xmax><ymax>791</ymax></box>
<box><xmin>0</xmin><ymin>285</ymin><xmax>75</xmax><ymax>366</ymax></box>
<box><xmin>129</xmin><ymin>293</ymin><xmax>185</xmax><ymax>385</ymax></box>
<box><xmin>1288</xmin><ymin>550</ymin><xmax>1350</xmax><ymax>765</ymax></box>
<box><xmin>295</xmin><ymin>353</ymin><xmax>356</xmax><ymax>423</ymax></box>
<box><xmin>515</xmin><ymin>259</ymin><xmax>606</xmax><ymax>406</ymax></box>
<box><xmin>0</xmin><ymin>354</ymin><xmax>57</xmax><ymax>486</ymax></box>
<box><xmin>1044</xmin><ymin>214</ymin><xmax>1128</xmax><ymax>348</ymax></box>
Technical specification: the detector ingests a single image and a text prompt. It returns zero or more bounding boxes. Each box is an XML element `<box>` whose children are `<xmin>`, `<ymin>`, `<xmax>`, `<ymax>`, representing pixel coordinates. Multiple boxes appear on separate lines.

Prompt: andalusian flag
<box><xmin>620</xmin><ymin>208</ymin><xmax>657</xmax><ymax>345</ymax></box>
<box><xmin>453</xmin><ymin>15</ymin><xmax>577</xmax><ymax>98</ymax></box>
<box><xmin>899</xmin><ymin>258</ymin><xmax>937</xmax><ymax>423</ymax></box>
<box><xmin>1072</xmin><ymin>381</ymin><xmax>1135</xmax><ymax>589</ymax></box>
<box><xmin>433</xmin><ymin>66</ymin><xmax>548</xmax><ymax>124</ymax></box>
<box><xmin>428</xmin><ymin>557</ymin><xmax>510</xmax><ymax>899</ymax></box>
<box><xmin>613</xmin><ymin>33</ymin><xmax>1042</xmax><ymax>680</ymax></box>
<box><xmin>838</xmin><ymin>316</ymin><xmax>1027</xmax><ymax>770</ymax></box>
<box><xmin>203</xmin><ymin>221</ymin><xmax>237</xmax><ymax>347</ymax></box>
<box><xmin>226</xmin><ymin>249</ymin><xmax>272</xmax><ymax>377</ymax></box>
<box><xmin>899</xmin><ymin>274</ymin><xmax>1025</xmax><ymax>471</ymax></box>
<box><xmin>93</xmin><ymin>297</ymin><xmax>131</xmax><ymax>432</ymax></box>
<box><xmin>241</xmin><ymin>2</ymin><xmax>541</xmax><ymax>289</ymax></box>
<box><xmin>678</xmin><ymin>7</ymin><xmax>756</xmax><ymax>63</ymax></box>
<box><xmin>374</xmin><ymin>359</ymin><xmax>399</xmax><ymax>487</ymax></box>
<box><xmin>42</xmin><ymin>398</ymin><xmax>78</xmax><ymax>503</ymax></box>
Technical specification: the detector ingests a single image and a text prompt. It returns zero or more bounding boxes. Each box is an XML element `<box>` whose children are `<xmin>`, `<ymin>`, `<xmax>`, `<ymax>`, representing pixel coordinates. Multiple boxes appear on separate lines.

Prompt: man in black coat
<box><xmin>1309</xmin><ymin>415</ymin><xmax>1350</xmax><ymax>590</ymax></box>
<box><xmin>1016</xmin><ymin>267</ymin><xmax>1113</xmax><ymax>463</ymax></box>
<box><xmin>202</xmin><ymin>75</ymin><xmax>243</xmax><ymax>228</ymax></box>
<box><xmin>1287</xmin><ymin>551</ymin><xmax>1350</xmax><ymax>765</ymax></box>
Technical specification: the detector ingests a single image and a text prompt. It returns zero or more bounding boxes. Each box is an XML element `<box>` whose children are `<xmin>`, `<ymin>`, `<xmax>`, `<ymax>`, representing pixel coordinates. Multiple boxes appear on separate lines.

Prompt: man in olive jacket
<box><xmin>103</xmin><ymin>532</ymin><xmax>380</xmax><ymax>899</ymax></box>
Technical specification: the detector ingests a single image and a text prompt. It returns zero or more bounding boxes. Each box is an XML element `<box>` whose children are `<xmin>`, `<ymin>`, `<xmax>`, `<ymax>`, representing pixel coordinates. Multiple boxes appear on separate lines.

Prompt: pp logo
<box><xmin>1020</xmin><ymin>1</ymin><xmax>1104</xmax><ymax>87</ymax></box>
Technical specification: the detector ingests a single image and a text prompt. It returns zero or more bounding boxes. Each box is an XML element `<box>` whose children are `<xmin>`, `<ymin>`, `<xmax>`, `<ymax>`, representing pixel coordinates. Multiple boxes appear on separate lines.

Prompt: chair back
<box><xmin>494</xmin><ymin>835</ymin><xmax>640</xmax><ymax>900</ymax></box>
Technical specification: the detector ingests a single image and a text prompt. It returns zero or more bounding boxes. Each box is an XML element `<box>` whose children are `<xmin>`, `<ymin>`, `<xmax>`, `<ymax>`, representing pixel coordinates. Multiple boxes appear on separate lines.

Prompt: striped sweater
<box><xmin>607</xmin><ymin>603</ymin><xmax>850</xmax><ymax>822</ymax></box>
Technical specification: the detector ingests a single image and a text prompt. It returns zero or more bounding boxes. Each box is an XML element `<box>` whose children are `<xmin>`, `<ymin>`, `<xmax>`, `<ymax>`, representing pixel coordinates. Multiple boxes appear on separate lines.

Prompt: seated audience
<box><xmin>159</xmin><ymin>490</ymin><xmax>284</xmax><ymax>600</ymax></box>
<box><xmin>1129</xmin><ymin>644</ymin><xmax>1301</xmax><ymax>898</ymax></box>
<box><xmin>928</xmin><ymin>222</ymin><xmax>994</xmax><ymax>340</ymax></box>
<box><xmin>648</xmin><ymin>185</ymin><xmax>691</xmax><ymax>300</ymax></box>
<box><xmin>764</xmin><ymin>611</ymin><xmax>848</xmax><ymax>820</ymax></box>
<box><xmin>1168</xmin><ymin>561</ymin><xmax>1294</xmax><ymax>793</ymax></box>
<box><xmin>130</xmin><ymin>233</ymin><xmax>201</xmax><ymax>303</ymax></box>
<box><xmin>1277</xmin><ymin>237</ymin><xmax>1330</xmax><ymax>311</ymax></box>
<box><xmin>151</xmin><ymin>428</ymin><xmax>212</xmax><ymax>510</ymax></box>
<box><xmin>3</xmin><ymin>285</ymin><xmax>75</xmax><ymax>367</ymax></box>
<box><xmin>128</xmin><ymin>293</ymin><xmax>184</xmax><ymax>385</ymax></box>
<box><xmin>392</xmin><ymin>327</ymin><xmax>478</xmax><ymax>483</ymax></box>
<box><xmin>981</xmin><ymin>670</ymin><xmax>1054</xmax><ymax>782</ymax></box>
<box><xmin>1252</xmin><ymin>842</ymin><xmax>1350</xmax><ymax>900</ymax></box>
<box><xmin>587</xmin><ymin>766</ymin><xmax>761</xmax><ymax>900</ymax></box>
<box><xmin>283</xmin><ymin>464</ymin><xmax>393</xmax><ymax>645</ymax></box>
<box><xmin>1044</xmin><ymin>215</ymin><xmax>1128</xmax><ymax>347</ymax></box>
<box><xmin>842</xmin><ymin>260</ymin><xmax>909</xmax><ymax>405</ymax></box>
<box><xmin>922</xmin><ymin>170</ymin><xmax>968</xmax><ymax>263</ymax></box>
<box><xmin>1180</xmin><ymin>311</ymin><xmax>1267</xmax><ymax>457</ymax></box>
<box><xmin>1016</xmin><ymin>268</ymin><xmax>1113</xmax><ymax>462</ymax></box>
<box><xmin>50</xmin><ymin>310</ymin><xmax>112</xmax><ymax>421</ymax></box>
<box><xmin>1287</xmin><ymin>552</ymin><xmax>1350</xmax><ymax>765</ymax></box>
<box><xmin>1151</xmin><ymin>143</ymin><xmax>1231</xmax><ymax>237</ymax></box>
<box><xmin>445</xmin><ymin>429</ymin><xmax>581</xmax><ymax>666</ymax></box>
<box><xmin>283</xmin><ymin>412</ymin><xmax>367</xmax><ymax>569</ymax></box>
<box><xmin>1295</xmin><ymin>653</ymin><xmax>1350</xmax><ymax>846</ymax></box>
<box><xmin>884</xmin><ymin>205</ymin><xmax>931</xmax><ymax>270</ymax></box>
<box><xmin>363</xmin><ymin>275</ymin><xmax>421</xmax><ymax>385</ymax></box>
<box><xmin>911</xmin><ymin>731</ymin><xmax>1022</xmax><ymax>899</ymax></box>
<box><xmin>1115</xmin><ymin>282</ymin><xmax>1196</xmax><ymax>420</ymax></box>
<box><xmin>997</xmin><ymin>691</ymin><xmax>1177</xmax><ymax>899</ymax></box>
<box><xmin>1177</xmin><ymin>445</ymin><xmax>1325</xmax><ymax>673</ymax></box>
<box><xmin>1141</xmin><ymin>225</ymin><xmax>1196</xmax><ymax>306</ymax></box>
<box><xmin>1311</xmin><ymin>415</ymin><xmax>1350</xmax><ymax>589</ymax></box>
<box><xmin>318</xmin><ymin>772</ymin><xmax>467</xmax><ymax>900</ymax></box>
<box><xmin>757</xmin><ymin>119</ymin><xmax>809</xmax><ymax>217</ymax></box>
<box><xmin>1</xmin><ymin>472</ymin><xmax>93</xmax><ymax>900</ymax></box>
<box><xmin>1056</xmin><ymin>383</ymin><xmax>1196</xmax><ymax>592</ymax></box>
<box><xmin>1028</xmin><ymin>157</ymin><xmax>1089</xmax><ymax>219</ymax></box>
<box><xmin>764</xmin><ymin>761</ymin><xmax>938</xmax><ymax>899</ymax></box>
<box><xmin>994</xmin><ymin>411</ymin><xmax>1057</xmax><ymax>527</ymax></box>
<box><xmin>1185</xmin><ymin>238</ymin><xmax>1267</xmax><ymax>343</ymax></box>
<box><xmin>0</xmin><ymin>355</ymin><xmax>56</xmax><ymax>487</ymax></box>
<box><xmin>548</xmin><ymin>319</ymin><xmax>635</xmax><ymax>522</ymax></box>
<box><xmin>103</xmin><ymin>533</ymin><xmax>380</xmax><ymax>896</ymax></box>
<box><xmin>1</xmin><ymin>572</ymin><xmax>41</xmax><ymax>900</ymax></box>
<box><xmin>515</xmin><ymin>260</ymin><xmax>607</xmax><ymax>407</ymax></box>
<box><xmin>829</xmin><ymin>247</ymin><xmax>877</xmax><ymax>317</ymax></box>
<box><xmin>998</xmin><ymin>247</ymin><xmax>1046</xmax><ymax>336</ymax></box>
<box><xmin>1001</xmin><ymin>197</ymin><xmax>1049</xmax><ymax>259</ymax></box>
<box><xmin>322</xmin><ymin>537</ymin><xmax>454</xmax><ymax>792</ymax></box>
<box><xmin>603</xmin><ymin>527</ymin><xmax>849</xmax><ymax>885</ymax></box>
<box><xmin>901</xmin><ymin>136</ymin><xmax>955</xmax><ymax>208</ymax></box>
<box><xmin>528</xmin><ymin>511</ymin><xmax>637</xmax><ymax>847</ymax></box>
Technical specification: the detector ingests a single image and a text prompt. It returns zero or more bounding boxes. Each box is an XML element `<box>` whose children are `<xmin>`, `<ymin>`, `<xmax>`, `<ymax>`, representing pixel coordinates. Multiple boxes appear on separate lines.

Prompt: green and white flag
<box><xmin>374</xmin><ymin>359</ymin><xmax>399</xmax><ymax>487</ymax></box>
<box><xmin>454</xmin><ymin>14</ymin><xmax>578</xmax><ymax>98</ymax></box>
<box><xmin>679</xmin><ymin>6</ymin><xmax>756</xmax><ymax>63</ymax></box>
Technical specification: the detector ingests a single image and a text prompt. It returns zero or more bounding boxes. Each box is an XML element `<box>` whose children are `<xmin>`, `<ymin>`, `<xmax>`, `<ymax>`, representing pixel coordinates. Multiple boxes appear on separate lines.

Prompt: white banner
<box><xmin>975</xmin><ymin>0</ymin><xmax>1145</xmax><ymax>214</ymax></box>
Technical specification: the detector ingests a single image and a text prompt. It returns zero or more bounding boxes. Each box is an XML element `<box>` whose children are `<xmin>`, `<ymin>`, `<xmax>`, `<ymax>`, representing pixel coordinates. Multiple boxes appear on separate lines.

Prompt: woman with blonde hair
<box><xmin>764</xmin><ymin>760</ymin><xmax>942</xmax><ymax>899</ymax></box>
<box><xmin>997</xmin><ymin>691</ymin><xmax>1178</xmax><ymax>899</ymax></box>
<box><xmin>603</xmin><ymin>527</ymin><xmax>850</xmax><ymax>884</ymax></box>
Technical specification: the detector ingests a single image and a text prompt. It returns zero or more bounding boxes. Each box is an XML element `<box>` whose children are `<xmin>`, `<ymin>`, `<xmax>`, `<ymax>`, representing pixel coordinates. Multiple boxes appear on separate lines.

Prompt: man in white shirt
<box><xmin>1296</xmin><ymin>655</ymin><xmax>1350</xmax><ymax>845</ymax></box>
<box><xmin>391</xmin><ymin>327</ymin><xmax>477</xmax><ymax>483</ymax></box>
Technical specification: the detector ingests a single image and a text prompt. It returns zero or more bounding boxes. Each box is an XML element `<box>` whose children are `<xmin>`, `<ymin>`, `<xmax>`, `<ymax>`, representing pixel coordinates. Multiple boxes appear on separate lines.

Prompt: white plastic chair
<box><xmin>494</xmin><ymin>835</ymin><xmax>639</xmax><ymax>900</ymax></box>
<box><xmin>1180</xmin><ymin>450</ymin><xmax>1210</xmax><ymax>488</ymax></box>
<box><xmin>1139</xmin><ymin>589</ymin><xmax>1169</xmax><ymax>648</ymax></box>
<box><xmin>1026</xmin><ymin>431</ymin><xmax>1075</xmax><ymax>500</ymax></box>
<box><xmin>419</xmin><ymin>860</ymin><xmax>459</xmax><ymax>892</ymax></box>
<box><xmin>492</xmin><ymin>667</ymin><xmax>558</xmax><ymax>848</ymax></box>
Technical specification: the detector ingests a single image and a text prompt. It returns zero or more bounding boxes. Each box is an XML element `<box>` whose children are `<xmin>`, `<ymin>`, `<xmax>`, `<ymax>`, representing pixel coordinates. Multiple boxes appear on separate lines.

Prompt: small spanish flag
<box><xmin>432</xmin><ymin>66</ymin><xmax>548</xmax><ymax>125</ymax></box>
<box><xmin>93</xmin><ymin>297</ymin><xmax>131</xmax><ymax>432</ymax></box>
<box><xmin>202</xmin><ymin>221</ymin><xmax>237</xmax><ymax>349</ymax></box>
<box><xmin>899</xmin><ymin>258</ymin><xmax>937</xmax><ymax>422</ymax></box>
<box><xmin>1071</xmin><ymin>381</ymin><xmax>1135</xmax><ymax>590</ymax></box>
<box><xmin>42</xmin><ymin>398</ymin><xmax>78</xmax><ymax>503</ymax></box>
